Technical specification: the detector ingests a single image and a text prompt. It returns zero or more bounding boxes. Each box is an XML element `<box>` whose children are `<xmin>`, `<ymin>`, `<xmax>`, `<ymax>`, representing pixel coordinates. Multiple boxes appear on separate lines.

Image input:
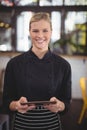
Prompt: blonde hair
<box><xmin>29</xmin><ymin>12</ymin><xmax>52</xmax><ymax>30</ymax></box>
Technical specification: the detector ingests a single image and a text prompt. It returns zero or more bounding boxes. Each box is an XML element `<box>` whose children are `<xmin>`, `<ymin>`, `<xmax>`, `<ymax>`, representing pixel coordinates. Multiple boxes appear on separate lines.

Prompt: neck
<box><xmin>31</xmin><ymin>47</ymin><xmax>48</xmax><ymax>59</ymax></box>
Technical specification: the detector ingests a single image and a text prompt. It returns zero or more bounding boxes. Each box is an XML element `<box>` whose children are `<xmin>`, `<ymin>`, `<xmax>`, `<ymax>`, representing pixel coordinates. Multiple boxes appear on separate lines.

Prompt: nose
<box><xmin>38</xmin><ymin>31</ymin><xmax>44</xmax><ymax>38</ymax></box>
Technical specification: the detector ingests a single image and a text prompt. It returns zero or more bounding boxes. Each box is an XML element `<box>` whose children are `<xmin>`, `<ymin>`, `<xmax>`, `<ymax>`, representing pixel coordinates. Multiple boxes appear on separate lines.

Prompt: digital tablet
<box><xmin>21</xmin><ymin>100</ymin><xmax>56</xmax><ymax>106</ymax></box>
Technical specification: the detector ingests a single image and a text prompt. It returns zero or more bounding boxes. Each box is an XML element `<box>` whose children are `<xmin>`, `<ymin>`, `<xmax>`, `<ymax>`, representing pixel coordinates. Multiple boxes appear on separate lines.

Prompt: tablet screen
<box><xmin>21</xmin><ymin>100</ymin><xmax>56</xmax><ymax>105</ymax></box>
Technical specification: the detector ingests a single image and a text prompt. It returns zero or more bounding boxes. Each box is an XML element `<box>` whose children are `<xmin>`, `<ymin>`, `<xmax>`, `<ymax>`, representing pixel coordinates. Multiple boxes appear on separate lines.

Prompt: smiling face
<box><xmin>29</xmin><ymin>19</ymin><xmax>52</xmax><ymax>51</ymax></box>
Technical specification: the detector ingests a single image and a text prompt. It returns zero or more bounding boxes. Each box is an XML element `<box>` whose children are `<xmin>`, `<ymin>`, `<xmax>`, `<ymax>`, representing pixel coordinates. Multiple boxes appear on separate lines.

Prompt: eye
<box><xmin>32</xmin><ymin>29</ymin><xmax>39</xmax><ymax>32</ymax></box>
<box><xmin>43</xmin><ymin>29</ymin><xmax>48</xmax><ymax>32</ymax></box>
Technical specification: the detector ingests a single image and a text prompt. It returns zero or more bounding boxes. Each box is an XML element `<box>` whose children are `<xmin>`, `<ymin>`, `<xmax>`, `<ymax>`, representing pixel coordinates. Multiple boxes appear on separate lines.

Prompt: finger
<box><xmin>20</xmin><ymin>97</ymin><xmax>28</xmax><ymax>103</ymax></box>
<box><xmin>50</xmin><ymin>97</ymin><xmax>57</xmax><ymax>102</ymax></box>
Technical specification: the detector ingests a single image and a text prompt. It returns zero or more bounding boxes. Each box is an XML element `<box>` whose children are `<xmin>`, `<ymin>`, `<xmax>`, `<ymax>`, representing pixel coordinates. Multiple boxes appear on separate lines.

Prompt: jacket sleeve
<box><xmin>59</xmin><ymin>61</ymin><xmax>72</xmax><ymax>115</ymax></box>
<box><xmin>2</xmin><ymin>60</ymin><xmax>17</xmax><ymax>114</ymax></box>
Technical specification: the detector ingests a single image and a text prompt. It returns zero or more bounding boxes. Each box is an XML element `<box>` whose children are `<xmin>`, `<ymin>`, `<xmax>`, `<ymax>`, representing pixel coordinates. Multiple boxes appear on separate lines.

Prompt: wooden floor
<box><xmin>61</xmin><ymin>99</ymin><xmax>87</xmax><ymax>130</ymax></box>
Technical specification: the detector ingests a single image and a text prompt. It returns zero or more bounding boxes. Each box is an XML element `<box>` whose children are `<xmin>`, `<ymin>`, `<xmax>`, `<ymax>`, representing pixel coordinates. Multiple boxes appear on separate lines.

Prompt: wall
<box><xmin>0</xmin><ymin>52</ymin><xmax>87</xmax><ymax>99</ymax></box>
<box><xmin>64</xmin><ymin>56</ymin><xmax>87</xmax><ymax>99</ymax></box>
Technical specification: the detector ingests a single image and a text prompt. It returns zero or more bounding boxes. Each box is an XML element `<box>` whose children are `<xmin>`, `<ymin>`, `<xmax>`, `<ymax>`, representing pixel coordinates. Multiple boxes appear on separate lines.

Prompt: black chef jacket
<box><xmin>3</xmin><ymin>49</ymin><xmax>72</xmax><ymax>114</ymax></box>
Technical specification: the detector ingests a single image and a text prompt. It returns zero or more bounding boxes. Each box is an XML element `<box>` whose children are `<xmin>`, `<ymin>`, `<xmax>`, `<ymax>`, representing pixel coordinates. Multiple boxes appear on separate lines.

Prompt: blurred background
<box><xmin>0</xmin><ymin>0</ymin><xmax>87</xmax><ymax>130</ymax></box>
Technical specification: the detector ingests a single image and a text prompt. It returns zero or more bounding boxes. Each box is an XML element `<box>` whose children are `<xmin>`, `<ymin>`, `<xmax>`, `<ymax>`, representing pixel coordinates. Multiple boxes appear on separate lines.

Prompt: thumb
<box><xmin>50</xmin><ymin>97</ymin><xmax>57</xmax><ymax>102</ymax></box>
<box><xmin>20</xmin><ymin>97</ymin><xmax>27</xmax><ymax>103</ymax></box>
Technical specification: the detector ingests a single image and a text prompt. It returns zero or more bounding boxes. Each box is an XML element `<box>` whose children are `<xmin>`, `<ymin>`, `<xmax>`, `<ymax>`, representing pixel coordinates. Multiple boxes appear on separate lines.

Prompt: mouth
<box><xmin>36</xmin><ymin>39</ymin><xmax>45</xmax><ymax>44</ymax></box>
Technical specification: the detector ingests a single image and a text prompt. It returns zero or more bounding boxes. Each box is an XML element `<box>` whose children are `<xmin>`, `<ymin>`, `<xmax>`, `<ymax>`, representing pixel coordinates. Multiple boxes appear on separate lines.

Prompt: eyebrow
<box><xmin>31</xmin><ymin>28</ymin><xmax>50</xmax><ymax>30</ymax></box>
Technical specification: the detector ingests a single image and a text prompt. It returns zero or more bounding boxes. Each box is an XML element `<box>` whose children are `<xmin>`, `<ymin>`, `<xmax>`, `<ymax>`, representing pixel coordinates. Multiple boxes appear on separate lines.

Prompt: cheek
<box><xmin>48</xmin><ymin>31</ymin><xmax>52</xmax><ymax>37</ymax></box>
<box><xmin>47</xmin><ymin>33</ymin><xmax>51</xmax><ymax>39</ymax></box>
<box><xmin>30</xmin><ymin>33</ymin><xmax>35</xmax><ymax>39</ymax></box>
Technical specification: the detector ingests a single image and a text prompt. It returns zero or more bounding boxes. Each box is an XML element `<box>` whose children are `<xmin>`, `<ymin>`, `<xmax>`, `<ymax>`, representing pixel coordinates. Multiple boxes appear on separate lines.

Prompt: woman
<box><xmin>3</xmin><ymin>12</ymin><xmax>72</xmax><ymax>130</ymax></box>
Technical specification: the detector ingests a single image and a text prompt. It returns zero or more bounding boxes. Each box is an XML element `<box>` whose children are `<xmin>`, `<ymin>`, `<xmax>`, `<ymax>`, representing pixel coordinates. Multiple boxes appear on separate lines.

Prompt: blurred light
<box><xmin>0</xmin><ymin>45</ymin><xmax>7</xmax><ymax>51</ymax></box>
<box><xmin>0</xmin><ymin>22</ymin><xmax>5</xmax><ymax>27</ymax></box>
<box><xmin>5</xmin><ymin>23</ymin><xmax>9</xmax><ymax>28</ymax></box>
<box><xmin>0</xmin><ymin>21</ymin><xmax>11</xmax><ymax>28</ymax></box>
<box><xmin>1</xmin><ymin>0</ymin><xmax>14</xmax><ymax>6</ymax></box>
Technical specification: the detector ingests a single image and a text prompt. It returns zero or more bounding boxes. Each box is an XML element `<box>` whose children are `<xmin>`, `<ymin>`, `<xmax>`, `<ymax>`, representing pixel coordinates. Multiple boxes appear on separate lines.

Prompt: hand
<box><xmin>10</xmin><ymin>97</ymin><xmax>36</xmax><ymax>113</ymax></box>
<box><xmin>44</xmin><ymin>97</ymin><xmax>65</xmax><ymax>113</ymax></box>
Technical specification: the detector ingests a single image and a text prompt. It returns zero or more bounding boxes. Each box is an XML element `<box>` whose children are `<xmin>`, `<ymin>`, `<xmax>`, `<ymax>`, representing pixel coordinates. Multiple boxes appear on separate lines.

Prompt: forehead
<box><xmin>30</xmin><ymin>19</ymin><xmax>51</xmax><ymax>29</ymax></box>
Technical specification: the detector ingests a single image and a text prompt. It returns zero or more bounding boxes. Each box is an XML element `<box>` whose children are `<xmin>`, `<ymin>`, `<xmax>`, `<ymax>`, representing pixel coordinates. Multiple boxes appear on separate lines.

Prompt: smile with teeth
<box><xmin>36</xmin><ymin>39</ymin><xmax>45</xmax><ymax>44</ymax></box>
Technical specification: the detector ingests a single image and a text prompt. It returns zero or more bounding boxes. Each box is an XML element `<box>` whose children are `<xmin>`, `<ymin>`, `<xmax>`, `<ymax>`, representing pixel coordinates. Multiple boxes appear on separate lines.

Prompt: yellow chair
<box><xmin>78</xmin><ymin>77</ymin><xmax>87</xmax><ymax>124</ymax></box>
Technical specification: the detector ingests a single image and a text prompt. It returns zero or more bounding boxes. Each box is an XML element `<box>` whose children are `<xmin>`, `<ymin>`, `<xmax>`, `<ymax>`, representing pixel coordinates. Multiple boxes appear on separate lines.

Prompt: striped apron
<box><xmin>13</xmin><ymin>106</ymin><xmax>62</xmax><ymax>130</ymax></box>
